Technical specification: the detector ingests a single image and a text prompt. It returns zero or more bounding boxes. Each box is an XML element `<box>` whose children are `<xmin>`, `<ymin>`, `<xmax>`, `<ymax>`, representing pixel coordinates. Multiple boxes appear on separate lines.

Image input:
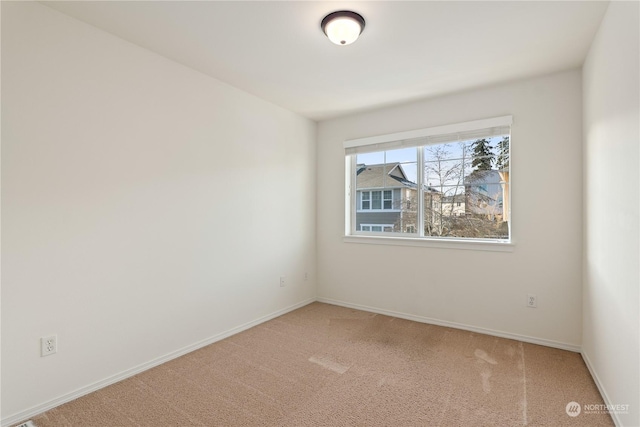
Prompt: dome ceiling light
<box><xmin>321</xmin><ymin>11</ymin><xmax>366</xmax><ymax>46</ymax></box>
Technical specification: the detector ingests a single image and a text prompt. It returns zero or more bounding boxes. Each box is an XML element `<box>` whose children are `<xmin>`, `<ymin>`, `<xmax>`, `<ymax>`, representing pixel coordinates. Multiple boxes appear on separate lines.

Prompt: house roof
<box><xmin>356</xmin><ymin>163</ymin><xmax>442</xmax><ymax>193</ymax></box>
<box><xmin>356</xmin><ymin>163</ymin><xmax>414</xmax><ymax>189</ymax></box>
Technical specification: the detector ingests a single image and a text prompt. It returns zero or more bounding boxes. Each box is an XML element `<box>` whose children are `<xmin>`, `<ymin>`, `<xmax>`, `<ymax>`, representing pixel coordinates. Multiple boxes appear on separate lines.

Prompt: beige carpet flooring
<box><xmin>23</xmin><ymin>302</ymin><xmax>613</xmax><ymax>426</ymax></box>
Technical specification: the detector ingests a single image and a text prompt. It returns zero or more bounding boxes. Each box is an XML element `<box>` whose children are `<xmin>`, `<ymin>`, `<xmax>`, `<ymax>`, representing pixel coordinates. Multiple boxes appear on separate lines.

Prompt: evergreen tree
<box><xmin>471</xmin><ymin>138</ymin><xmax>494</xmax><ymax>171</ymax></box>
<box><xmin>496</xmin><ymin>136</ymin><xmax>510</xmax><ymax>171</ymax></box>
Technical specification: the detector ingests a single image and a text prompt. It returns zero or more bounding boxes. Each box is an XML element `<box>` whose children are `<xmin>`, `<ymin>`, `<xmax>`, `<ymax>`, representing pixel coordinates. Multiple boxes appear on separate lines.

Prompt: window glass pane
<box><xmin>422</xmin><ymin>134</ymin><xmax>509</xmax><ymax>240</ymax></box>
<box><xmin>371</xmin><ymin>191</ymin><xmax>382</xmax><ymax>209</ymax></box>
<box><xmin>360</xmin><ymin>224</ymin><xmax>395</xmax><ymax>233</ymax></box>
<box><xmin>355</xmin><ymin>148</ymin><xmax>418</xmax><ymax>235</ymax></box>
<box><xmin>383</xmin><ymin>190</ymin><xmax>392</xmax><ymax>209</ymax></box>
<box><xmin>360</xmin><ymin>191</ymin><xmax>370</xmax><ymax>210</ymax></box>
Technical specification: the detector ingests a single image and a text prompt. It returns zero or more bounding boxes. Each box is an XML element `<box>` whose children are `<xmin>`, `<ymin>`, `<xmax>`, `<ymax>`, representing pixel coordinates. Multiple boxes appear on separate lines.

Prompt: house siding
<box><xmin>355</xmin><ymin>211</ymin><xmax>401</xmax><ymax>230</ymax></box>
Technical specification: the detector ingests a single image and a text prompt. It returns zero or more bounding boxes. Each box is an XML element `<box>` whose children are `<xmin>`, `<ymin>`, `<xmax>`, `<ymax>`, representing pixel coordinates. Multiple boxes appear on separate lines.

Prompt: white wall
<box><xmin>582</xmin><ymin>2</ymin><xmax>639</xmax><ymax>426</ymax></box>
<box><xmin>1</xmin><ymin>2</ymin><xmax>316</xmax><ymax>422</ymax></box>
<box><xmin>317</xmin><ymin>70</ymin><xmax>584</xmax><ymax>348</ymax></box>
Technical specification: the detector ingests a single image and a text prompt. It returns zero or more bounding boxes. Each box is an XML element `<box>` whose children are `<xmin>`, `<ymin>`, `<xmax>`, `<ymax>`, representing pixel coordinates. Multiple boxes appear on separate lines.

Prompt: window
<box><xmin>361</xmin><ymin>191</ymin><xmax>370</xmax><ymax>210</ymax></box>
<box><xmin>361</xmin><ymin>224</ymin><xmax>394</xmax><ymax>232</ymax></box>
<box><xmin>345</xmin><ymin>116</ymin><xmax>511</xmax><ymax>243</ymax></box>
<box><xmin>358</xmin><ymin>190</ymin><xmax>394</xmax><ymax>211</ymax></box>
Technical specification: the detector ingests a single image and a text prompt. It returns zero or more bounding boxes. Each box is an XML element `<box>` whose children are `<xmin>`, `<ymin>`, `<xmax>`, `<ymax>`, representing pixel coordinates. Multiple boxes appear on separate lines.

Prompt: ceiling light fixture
<box><xmin>321</xmin><ymin>10</ymin><xmax>365</xmax><ymax>46</ymax></box>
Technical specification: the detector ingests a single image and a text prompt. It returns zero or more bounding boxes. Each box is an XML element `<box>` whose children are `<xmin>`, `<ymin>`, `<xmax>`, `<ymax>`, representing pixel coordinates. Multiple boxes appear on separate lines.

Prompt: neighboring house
<box><xmin>440</xmin><ymin>194</ymin><xmax>466</xmax><ymax>217</ymax></box>
<box><xmin>464</xmin><ymin>169</ymin><xmax>504</xmax><ymax>220</ymax></box>
<box><xmin>355</xmin><ymin>163</ymin><xmax>441</xmax><ymax>233</ymax></box>
<box><xmin>498</xmin><ymin>170</ymin><xmax>510</xmax><ymax>221</ymax></box>
<box><xmin>355</xmin><ymin>163</ymin><xmax>416</xmax><ymax>232</ymax></box>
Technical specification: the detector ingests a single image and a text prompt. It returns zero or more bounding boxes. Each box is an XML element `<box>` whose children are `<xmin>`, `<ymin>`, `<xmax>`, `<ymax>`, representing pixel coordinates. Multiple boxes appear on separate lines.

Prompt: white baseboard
<box><xmin>581</xmin><ymin>350</ymin><xmax>622</xmax><ymax>427</ymax></box>
<box><xmin>1</xmin><ymin>298</ymin><xmax>316</xmax><ymax>427</ymax></box>
<box><xmin>316</xmin><ymin>297</ymin><xmax>582</xmax><ymax>353</ymax></box>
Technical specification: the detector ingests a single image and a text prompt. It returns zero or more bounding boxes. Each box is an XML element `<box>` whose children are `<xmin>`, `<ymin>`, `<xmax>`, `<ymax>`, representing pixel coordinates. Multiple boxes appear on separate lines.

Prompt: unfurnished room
<box><xmin>1</xmin><ymin>1</ymin><xmax>638</xmax><ymax>426</ymax></box>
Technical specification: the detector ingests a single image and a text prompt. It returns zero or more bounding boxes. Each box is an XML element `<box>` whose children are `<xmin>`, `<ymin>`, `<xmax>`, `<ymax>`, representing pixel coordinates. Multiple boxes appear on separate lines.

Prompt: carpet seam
<box><xmin>521</xmin><ymin>341</ymin><xmax>528</xmax><ymax>426</ymax></box>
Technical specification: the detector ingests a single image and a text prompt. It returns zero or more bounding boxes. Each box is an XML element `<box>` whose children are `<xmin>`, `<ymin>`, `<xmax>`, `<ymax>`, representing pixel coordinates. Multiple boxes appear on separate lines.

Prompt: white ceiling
<box><xmin>45</xmin><ymin>1</ymin><xmax>609</xmax><ymax>121</ymax></box>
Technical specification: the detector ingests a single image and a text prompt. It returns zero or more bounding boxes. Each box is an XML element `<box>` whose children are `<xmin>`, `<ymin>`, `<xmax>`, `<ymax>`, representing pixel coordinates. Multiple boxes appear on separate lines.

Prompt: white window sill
<box><xmin>343</xmin><ymin>235</ymin><xmax>515</xmax><ymax>252</ymax></box>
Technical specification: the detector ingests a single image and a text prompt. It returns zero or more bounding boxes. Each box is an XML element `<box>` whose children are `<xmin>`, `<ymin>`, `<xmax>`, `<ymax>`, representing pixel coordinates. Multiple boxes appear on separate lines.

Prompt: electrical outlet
<box><xmin>304</xmin><ymin>272</ymin><xmax>308</xmax><ymax>281</ymax></box>
<box><xmin>527</xmin><ymin>294</ymin><xmax>537</xmax><ymax>308</ymax></box>
<box><xmin>41</xmin><ymin>335</ymin><xmax>57</xmax><ymax>356</ymax></box>
<box><xmin>280</xmin><ymin>276</ymin><xmax>286</xmax><ymax>287</ymax></box>
<box><xmin>16</xmin><ymin>421</ymin><xmax>36</xmax><ymax>427</ymax></box>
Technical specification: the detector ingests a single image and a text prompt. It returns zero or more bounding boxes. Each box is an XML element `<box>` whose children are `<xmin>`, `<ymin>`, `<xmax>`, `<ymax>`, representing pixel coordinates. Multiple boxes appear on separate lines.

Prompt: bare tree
<box><xmin>423</xmin><ymin>143</ymin><xmax>469</xmax><ymax>236</ymax></box>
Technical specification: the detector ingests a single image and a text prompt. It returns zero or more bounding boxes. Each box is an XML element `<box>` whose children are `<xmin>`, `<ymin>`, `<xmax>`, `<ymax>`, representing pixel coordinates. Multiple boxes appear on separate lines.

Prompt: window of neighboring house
<box><xmin>345</xmin><ymin>116</ymin><xmax>511</xmax><ymax>244</ymax></box>
<box><xmin>361</xmin><ymin>224</ymin><xmax>394</xmax><ymax>232</ymax></box>
<box><xmin>358</xmin><ymin>190</ymin><xmax>394</xmax><ymax>211</ymax></box>
<box><xmin>361</xmin><ymin>191</ymin><xmax>370</xmax><ymax>210</ymax></box>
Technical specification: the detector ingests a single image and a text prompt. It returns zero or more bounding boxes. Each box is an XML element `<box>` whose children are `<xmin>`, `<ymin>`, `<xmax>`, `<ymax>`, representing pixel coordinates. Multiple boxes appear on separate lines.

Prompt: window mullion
<box><xmin>350</xmin><ymin>155</ymin><xmax>357</xmax><ymax>234</ymax></box>
<box><xmin>417</xmin><ymin>147</ymin><xmax>424</xmax><ymax>237</ymax></box>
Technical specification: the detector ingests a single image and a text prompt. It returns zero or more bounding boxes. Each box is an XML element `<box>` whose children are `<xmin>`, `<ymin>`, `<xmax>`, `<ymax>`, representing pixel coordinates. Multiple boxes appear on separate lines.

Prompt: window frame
<box><xmin>344</xmin><ymin>116</ymin><xmax>514</xmax><ymax>252</ymax></box>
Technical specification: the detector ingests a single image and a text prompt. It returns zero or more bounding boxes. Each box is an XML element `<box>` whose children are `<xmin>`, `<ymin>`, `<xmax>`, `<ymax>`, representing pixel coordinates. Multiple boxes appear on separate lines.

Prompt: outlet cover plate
<box><xmin>527</xmin><ymin>294</ymin><xmax>537</xmax><ymax>308</ymax></box>
<box><xmin>41</xmin><ymin>335</ymin><xmax>57</xmax><ymax>356</ymax></box>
